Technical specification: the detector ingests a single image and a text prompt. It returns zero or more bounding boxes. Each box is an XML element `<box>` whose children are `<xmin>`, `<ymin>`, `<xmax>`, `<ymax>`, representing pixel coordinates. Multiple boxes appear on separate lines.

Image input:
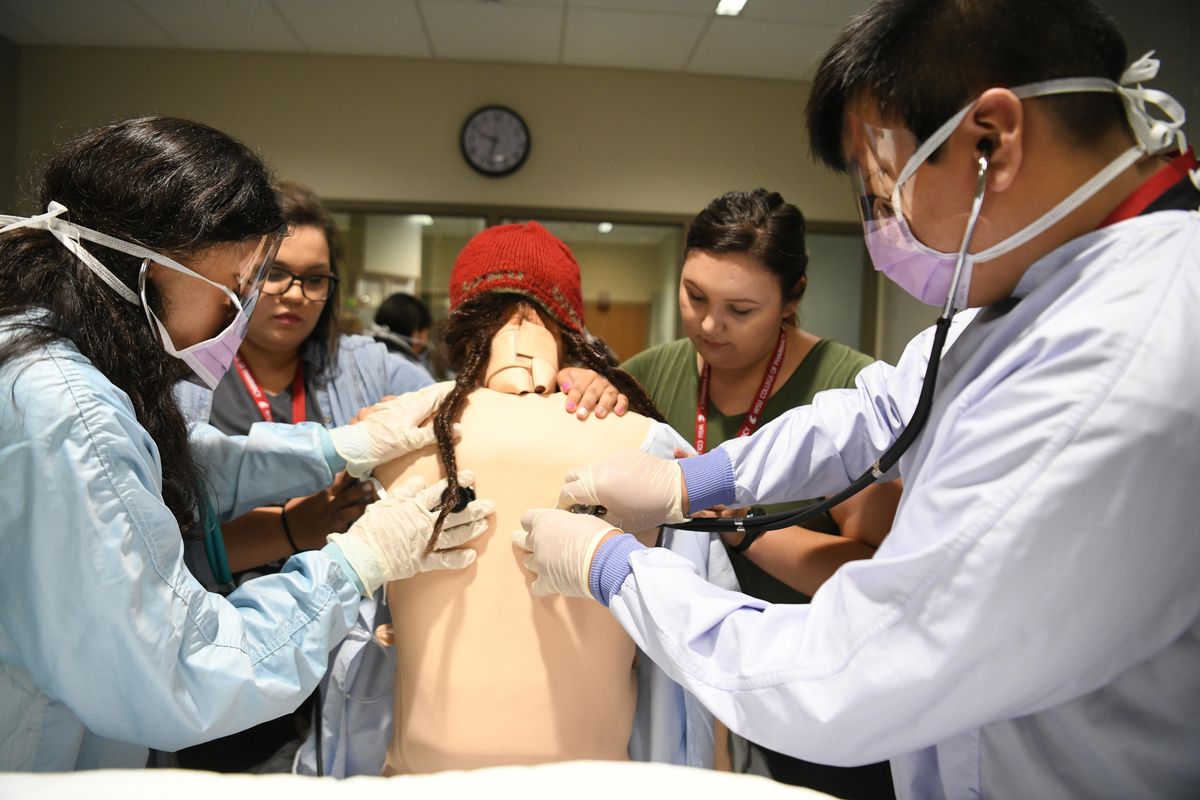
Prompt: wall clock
<box><xmin>460</xmin><ymin>105</ymin><xmax>531</xmax><ymax>177</ymax></box>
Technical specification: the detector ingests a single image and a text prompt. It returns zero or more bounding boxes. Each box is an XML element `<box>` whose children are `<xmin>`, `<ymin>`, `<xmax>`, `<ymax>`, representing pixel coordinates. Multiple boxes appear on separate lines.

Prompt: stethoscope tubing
<box><xmin>675</xmin><ymin>154</ymin><xmax>990</xmax><ymax>537</ymax></box>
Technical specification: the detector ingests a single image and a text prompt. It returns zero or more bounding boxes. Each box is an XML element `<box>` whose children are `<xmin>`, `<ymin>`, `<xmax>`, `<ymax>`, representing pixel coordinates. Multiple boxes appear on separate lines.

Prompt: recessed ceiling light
<box><xmin>715</xmin><ymin>0</ymin><xmax>747</xmax><ymax>16</ymax></box>
<box><xmin>411</xmin><ymin>214</ymin><xmax>434</xmax><ymax>227</ymax></box>
<box><xmin>597</xmin><ymin>222</ymin><xmax>614</xmax><ymax>234</ymax></box>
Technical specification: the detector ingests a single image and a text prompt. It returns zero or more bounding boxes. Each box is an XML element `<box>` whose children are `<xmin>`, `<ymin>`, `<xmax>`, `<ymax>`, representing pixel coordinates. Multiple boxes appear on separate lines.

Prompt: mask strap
<box><xmin>896</xmin><ymin>51</ymin><xmax>1186</xmax><ymax>194</ymax></box>
<box><xmin>972</xmin><ymin>145</ymin><xmax>1145</xmax><ymax>260</ymax></box>
<box><xmin>0</xmin><ymin>201</ymin><xmax>233</xmax><ymax>305</ymax></box>
<box><xmin>1</xmin><ymin>202</ymin><xmax>141</xmax><ymax>305</ymax></box>
<box><xmin>895</xmin><ymin>103</ymin><xmax>975</xmax><ymax>187</ymax></box>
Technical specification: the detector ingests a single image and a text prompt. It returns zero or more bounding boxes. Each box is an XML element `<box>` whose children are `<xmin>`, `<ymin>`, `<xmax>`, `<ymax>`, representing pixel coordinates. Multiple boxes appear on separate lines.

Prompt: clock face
<box><xmin>460</xmin><ymin>105</ymin><xmax>531</xmax><ymax>177</ymax></box>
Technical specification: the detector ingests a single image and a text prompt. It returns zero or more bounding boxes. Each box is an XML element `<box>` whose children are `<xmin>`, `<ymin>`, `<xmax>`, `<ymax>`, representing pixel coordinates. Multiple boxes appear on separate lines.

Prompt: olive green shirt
<box><xmin>623</xmin><ymin>335</ymin><xmax>875</xmax><ymax>604</ymax></box>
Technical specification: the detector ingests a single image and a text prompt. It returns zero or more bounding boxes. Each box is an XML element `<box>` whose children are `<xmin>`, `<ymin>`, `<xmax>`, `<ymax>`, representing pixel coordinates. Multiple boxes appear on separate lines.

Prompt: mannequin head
<box><xmin>426</xmin><ymin>223</ymin><xmax>663</xmax><ymax>547</ymax></box>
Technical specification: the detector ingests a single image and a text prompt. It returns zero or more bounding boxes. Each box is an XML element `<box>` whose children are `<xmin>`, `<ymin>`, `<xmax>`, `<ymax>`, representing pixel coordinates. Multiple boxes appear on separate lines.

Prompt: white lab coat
<box><xmin>607</xmin><ymin>209</ymin><xmax>1200</xmax><ymax>798</ymax></box>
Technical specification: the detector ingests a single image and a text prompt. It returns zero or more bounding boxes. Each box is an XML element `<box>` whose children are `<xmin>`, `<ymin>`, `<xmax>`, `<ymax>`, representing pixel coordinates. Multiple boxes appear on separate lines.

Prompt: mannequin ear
<box><xmin>966</xmin><ymin>88</ymin><xmax>1023</xmax><ymax>193</ymax></box>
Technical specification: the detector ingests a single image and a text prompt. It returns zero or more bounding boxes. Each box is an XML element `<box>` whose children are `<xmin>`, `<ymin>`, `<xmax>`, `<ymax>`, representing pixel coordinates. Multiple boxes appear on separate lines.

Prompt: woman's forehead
<box><xmin>682</xmin><ymin>250</ymin><xmax>780</xmax><ymax>298</ymax></box>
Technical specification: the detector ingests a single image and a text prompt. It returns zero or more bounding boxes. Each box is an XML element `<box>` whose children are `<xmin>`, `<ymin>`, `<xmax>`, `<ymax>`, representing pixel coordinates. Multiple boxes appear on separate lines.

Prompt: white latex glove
<box><xmin>512</xmin><ymin>508</ymin><xmax>619</xmax><ymax>598</ymax></box>
<box><xmin>328</xmin><ymin>382</ymin><xmax>459</xmax><ymax>478</ymax></box>
<box><xmin>558</xmin><ymin>449</ymin><xmax>686</xmax><ymax>533</ymax></box>
<box><xmin>328</xmin><ymin>471</ymin><xmax>493</xmax><ymax>595</ymax></box>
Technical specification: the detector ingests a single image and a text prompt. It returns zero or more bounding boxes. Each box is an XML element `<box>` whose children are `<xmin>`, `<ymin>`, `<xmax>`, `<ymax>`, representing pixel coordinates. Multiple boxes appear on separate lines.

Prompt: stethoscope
<box><xmin>675</xmin><ymin>153</ymin><xmax>990</xmax><ymax>542</ymax></box>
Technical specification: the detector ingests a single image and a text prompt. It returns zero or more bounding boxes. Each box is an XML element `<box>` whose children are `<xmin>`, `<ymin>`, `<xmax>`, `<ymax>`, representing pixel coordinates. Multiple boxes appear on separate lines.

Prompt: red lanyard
<box><xmin>695</xmin><ymin>327</ymin><xmax>787</xmax><ymax>455</ymax></box>
<box><xmin>233</xmin><ymin>355</ymin><xmax>306</xmax><ymax>424</ymax></box>
<box><xmin>1099</xmin><ymin>148</ymin><xmax>1197</xmax><ymax>227</ymax></box>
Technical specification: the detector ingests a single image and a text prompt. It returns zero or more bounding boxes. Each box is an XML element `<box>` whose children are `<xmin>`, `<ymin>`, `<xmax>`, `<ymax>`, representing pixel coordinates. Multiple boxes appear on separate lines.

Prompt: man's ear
<box><xmin>965</xmin><ymin>88</ymin><xmax>1024</xmax><ymax>193</ymax></box>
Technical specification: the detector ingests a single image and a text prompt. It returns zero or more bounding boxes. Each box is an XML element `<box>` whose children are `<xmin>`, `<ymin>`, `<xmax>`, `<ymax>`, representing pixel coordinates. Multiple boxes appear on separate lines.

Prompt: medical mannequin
<box><xmin>377</xmin><ymin>306</ymin><xmax>660</xmax><ymax>773</ymax></box>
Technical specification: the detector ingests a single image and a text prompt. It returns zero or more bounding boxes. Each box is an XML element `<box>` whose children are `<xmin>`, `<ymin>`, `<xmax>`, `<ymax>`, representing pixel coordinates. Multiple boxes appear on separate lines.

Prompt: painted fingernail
<box><xmin>561</xmin><ymin>382</ymin><xmax>570</xmax><ymax>392</ymax></box>
<box><xmin>566</xmin><ymin>401</ymin><xmax>577</xmax><ymax>412</ymax></box>
<box><xmin>595</xmin><ymin>407</ymin><xmax>606</xmax><ymax>418</ymax></box>
<box><xmin>577</xmin><ymin>405</ymin><xmax>588</xmax><ymax>418</ymax></box>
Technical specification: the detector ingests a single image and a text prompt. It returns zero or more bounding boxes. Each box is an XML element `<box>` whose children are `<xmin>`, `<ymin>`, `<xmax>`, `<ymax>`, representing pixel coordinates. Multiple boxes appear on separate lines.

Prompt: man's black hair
<box><xmin>806</xmin><ymin>0</ymin><xmax>1129</xmax><ymax>171</ymax></box>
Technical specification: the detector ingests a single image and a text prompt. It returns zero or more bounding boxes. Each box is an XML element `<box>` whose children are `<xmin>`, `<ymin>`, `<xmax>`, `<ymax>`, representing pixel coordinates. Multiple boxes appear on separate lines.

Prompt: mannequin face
<box><xmin>149</xmin><ymin>238</ymin><xmax>261</xmax><ymax>350</ymax></box>
<box><xmin>679</xmin><ymin>250</ymin><xmax>799</xmax><ymax>371</ymax></box>
<box><xmin>244</xmin><ymin>224</ymin><xmax>332</xmax><ymax>356</ymax></box>
<box><xmin>483</xmin><ymin>304</ymin><xmax>563</xmax><ymax>394</ymax></box>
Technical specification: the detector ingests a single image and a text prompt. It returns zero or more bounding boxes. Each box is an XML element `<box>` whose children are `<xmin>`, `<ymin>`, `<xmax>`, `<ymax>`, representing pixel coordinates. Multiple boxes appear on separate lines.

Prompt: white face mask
<box><xmin>846</xmin><ymin>52</ymin><xmax>1193</xmax><ymax>308</ymax></box>
<box><xmin>0</xmin><ymin>201</ymin><xmax>281</xmax><ymax>389</ymax></box>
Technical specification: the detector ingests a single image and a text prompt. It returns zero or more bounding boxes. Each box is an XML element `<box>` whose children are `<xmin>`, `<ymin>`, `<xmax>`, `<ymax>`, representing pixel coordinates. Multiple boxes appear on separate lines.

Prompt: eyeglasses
<box><xmin>261</xmin><ymin>267</ymin><xmax>340</xmax><ymax>302</ymax></box>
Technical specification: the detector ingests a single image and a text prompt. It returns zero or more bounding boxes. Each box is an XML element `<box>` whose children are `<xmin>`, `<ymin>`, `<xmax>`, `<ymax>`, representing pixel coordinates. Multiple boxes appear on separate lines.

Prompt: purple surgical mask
<box><xmin>865</xmin><ymin>213</ymin><xmax>974</xmax><ymax>308</ymax></box>
<box><xmin>139</xmin><ymin>259</ymin><xmax>261</xmax><ymax>390</ymax></box>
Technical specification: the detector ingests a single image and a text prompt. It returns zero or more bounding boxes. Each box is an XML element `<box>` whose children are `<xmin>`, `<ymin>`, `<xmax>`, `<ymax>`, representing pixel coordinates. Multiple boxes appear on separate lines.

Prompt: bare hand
<box><xmin>557</xmin><ymin>367</ymin><xmax>628</xmax><ymax>420</ymax></box>
<box><xmin>284</xmin><ymin>470</ymin><xmax>378</xmax><ymax>548</ymax></box>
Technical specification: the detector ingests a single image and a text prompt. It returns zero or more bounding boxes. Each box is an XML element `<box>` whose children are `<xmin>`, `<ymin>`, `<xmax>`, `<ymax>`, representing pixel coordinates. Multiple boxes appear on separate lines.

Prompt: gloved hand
<box><xmin>512</xmin><ymin>508</ymin><xmax>620</xmax><ymax>598</ymax></box>
<box><xmin>558</xmin><ymin>449</ymin><xmax>686</xmax><ymax>533</ymax></box>
<box><xmin>328</xmin><ymin>382</ymin><xmax>459</xmax><ymax>478</ymax></box>
<box><xmin>328</xmin><ymin>471</ymin><xmax>493</xmax><ymax>595</ymax></box>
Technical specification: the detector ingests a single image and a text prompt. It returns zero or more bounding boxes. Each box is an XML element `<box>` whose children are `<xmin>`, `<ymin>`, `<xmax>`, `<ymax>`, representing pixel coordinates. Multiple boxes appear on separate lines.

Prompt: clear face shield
<box><xmin>845</xmin><ymin>112</ymin><xmax>984</xmax><ymax>309</ymax></box>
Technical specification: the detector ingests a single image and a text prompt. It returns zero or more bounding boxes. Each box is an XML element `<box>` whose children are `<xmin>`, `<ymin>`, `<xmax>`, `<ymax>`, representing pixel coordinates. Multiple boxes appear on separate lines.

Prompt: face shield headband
<box><xmin>847</xmin><ymin>51</ymin><xmax>1191</xmax><ymax>308</ymax></box>
<box><xmin>0</xmin><ymin>201</ymin><xmax>282</xmax><ymax>388</ymax></box>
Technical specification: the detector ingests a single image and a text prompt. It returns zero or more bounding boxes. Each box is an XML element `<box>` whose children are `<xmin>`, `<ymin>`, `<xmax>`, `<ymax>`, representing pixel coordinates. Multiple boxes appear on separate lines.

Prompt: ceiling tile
<box><xmin>0</xmin><ymin>4</ymin><xmax>52</xmax><ymax>45</ymax></box>
<box><xmin>688</xmin><ymin>17</ymin><xmax>841</xmax><ymax>80</ymax></box>
<box><xmin>568</xmin><ymin>0</ymin><xmax>713</xmax><ymax>14</ymax></box>
<box><xmin>421</xmin><ymin>0</ymin><xmax>566</xmax><ymax>7</ymax></box>
<box><xmin>274</xmin><ymin>0</ymin><xmax>430</xmax><ymax>57</ymax></box>
<box><xmin>130</xmin><ymin>0</ymin><xmax>301</xmax><ymax>52</ymax></box>
<box><xmin>740</xmin><ymin>0</ymin><xmax>872</xmax><ymax>26</ymax></box>
<box><xmin>422</xmin><ymin>1</ymin><xmax>562</xmax><ymax>64</ymax></box>
<box><xmin>1</xmin><ymin>0</ymin><xmax>172</xmax><ymax>47</ymax></box>
<box><xmin>564</xmin><ymin>8</ymin><xmax>706</xmax><ymax>71</ymax></box>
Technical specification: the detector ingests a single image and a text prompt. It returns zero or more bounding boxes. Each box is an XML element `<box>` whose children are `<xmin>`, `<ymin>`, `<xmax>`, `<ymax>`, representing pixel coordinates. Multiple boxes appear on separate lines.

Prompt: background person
<box><xmin>371</xmin><ymin>291</ymin><xmax>433</xmax><ymax>369</ymax></box>
<box><xmin>171</xmin><ymin>181</ymin><xmax>435</xmax><ymax>771</ymax></box>
<box><xmin>622</xmin><ymin>189</ymin><xmax>898</xmax><ymax>797</ymax></box>
<box><xmin>176</xmin><ymin>182</ymin><xmax>433</xmax><ymax>588</ymax></box>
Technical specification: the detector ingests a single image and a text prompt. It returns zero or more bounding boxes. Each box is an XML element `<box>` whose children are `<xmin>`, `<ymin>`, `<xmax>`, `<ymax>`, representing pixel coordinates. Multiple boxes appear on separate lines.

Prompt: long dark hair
<box><xmin>0</xmin><ymin>116</ymin><xmax>283</xmax><ymax>538</ymax></box>
<box><xmin>686</xmin><ymin>188</ymin><xmax>808</xmax><ymax>324</ymax></box>
<box><xmin>427</xmin><ymin>292</ymin><xmax>664</xmax><ymax>549</ymax></box>
<box><xmin>274</xmin><ymin>181</ymin><xmax>344</xmax><ymax>381</ymax></box>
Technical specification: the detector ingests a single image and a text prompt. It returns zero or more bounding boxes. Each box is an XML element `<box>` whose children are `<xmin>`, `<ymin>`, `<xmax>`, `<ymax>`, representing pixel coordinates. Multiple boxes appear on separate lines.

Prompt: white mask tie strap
<box><xmin>0</xmin><ymin>202</ymin><xmax>140</xmax><ymax>305</ymax></box>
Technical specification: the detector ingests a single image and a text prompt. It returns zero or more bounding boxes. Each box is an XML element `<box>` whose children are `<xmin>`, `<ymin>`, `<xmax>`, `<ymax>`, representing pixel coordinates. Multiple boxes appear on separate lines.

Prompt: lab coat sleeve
<box><xmin>605</xmin><ymin>305</ymin><xmax>1200</xmax><ymax>766</ymax></box>
<box><xmin>717</xmin><ymin>320</ymin><xmax>945</xmax><ymax>508</ymax></box>
<box><xmin>187</xmin><ymin>420</ymin><xmax>339</xmax><ymax>521</ymax></box>
<box><xmin>0</xmin><ymin>352</ymin><xmax>361</xmax><ymax>752</ymax></box>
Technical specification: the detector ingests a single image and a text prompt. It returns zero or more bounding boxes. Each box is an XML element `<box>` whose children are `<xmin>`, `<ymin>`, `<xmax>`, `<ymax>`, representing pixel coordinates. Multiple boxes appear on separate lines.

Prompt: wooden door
<box><xmin>584</xmin><ymin>301</ymin><xmax>651</xmax><ymax>361</ymax></box>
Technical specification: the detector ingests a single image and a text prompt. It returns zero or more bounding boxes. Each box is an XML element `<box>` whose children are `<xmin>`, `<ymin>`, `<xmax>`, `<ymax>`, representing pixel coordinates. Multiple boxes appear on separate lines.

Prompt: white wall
<box><xmin>11</xmin><ymin>47</ymin><xmax>855</xmax><ymax>224</ymax></box>
<box><xmin>363</xmin><ymin>215</ymin><xmax>423</xmax><ymax>280</ymax></box>
<box><xmin>802</xmin><ymin>232</ymin><xmax>866</xmax><ymax>353</ymax></box>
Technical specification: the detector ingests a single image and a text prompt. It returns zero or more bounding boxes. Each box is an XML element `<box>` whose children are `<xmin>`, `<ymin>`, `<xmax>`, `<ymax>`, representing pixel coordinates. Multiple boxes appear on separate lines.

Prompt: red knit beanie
<box><xmin>449</xmin><ymin>221</ymin><xmax>585</xmax><ymax>333</ymax></box>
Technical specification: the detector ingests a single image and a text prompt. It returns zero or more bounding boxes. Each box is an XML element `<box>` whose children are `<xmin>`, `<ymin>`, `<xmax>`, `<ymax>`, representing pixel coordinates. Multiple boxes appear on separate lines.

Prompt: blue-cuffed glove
<box><xmin>512</xmin><ymin>508</ymin><xmax>619</xmax><ymax>598</ymax></box>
